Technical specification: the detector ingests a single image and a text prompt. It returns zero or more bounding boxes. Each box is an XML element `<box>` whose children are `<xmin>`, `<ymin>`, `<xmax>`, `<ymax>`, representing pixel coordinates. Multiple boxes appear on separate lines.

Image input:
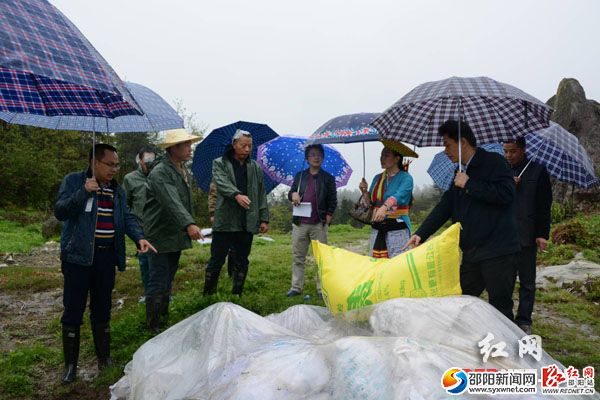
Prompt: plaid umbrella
<box><xmin>0</xmin><ymin>81</ymin><xmax>183</xmax><ymax>132</ymax></box>
<box><xmin>372</xmin><ymin>76</ymin><xmax>552</xmax><ymax>147</ymax></box>
<box><xmin>191</xmin><ymin>121</ymin><xmax>279</xmax><ymax>193</ymax></box>
<box><xmin>257</xmin><ymin>136</ymin><xmax>352</xmax><ymax>188</ymax></box>
<box><xmin>427</xmin><ymin>144</ymin><xmax>504</xmax><ymax>190</ymax></box>
<box><xmin>308</xmin><ymin>112</ymin><xmax>380</xmax><ymax>144</ymax></box>
<box><xmin>0</xmin><ymin>0</ymin><xmax>140</xmax><ymax>117</ymax></box>
<box><xmin>524</xmin><ymin>122</ymin><xmax>598</xmax><ymax>188</ymax></box>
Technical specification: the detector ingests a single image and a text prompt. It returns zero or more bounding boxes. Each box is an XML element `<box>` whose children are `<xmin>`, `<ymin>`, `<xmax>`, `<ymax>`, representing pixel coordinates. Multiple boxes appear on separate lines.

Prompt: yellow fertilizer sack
<box><xmin>312</xmin><ymin>223</ymin><xmax>462</xmax><ymax>315</ymax></box>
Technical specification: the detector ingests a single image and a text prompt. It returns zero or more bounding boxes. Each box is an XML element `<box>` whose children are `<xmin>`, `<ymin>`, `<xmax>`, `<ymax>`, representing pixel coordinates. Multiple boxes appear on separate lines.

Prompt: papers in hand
<box><xmin>292</xmin><ymin>202</ymin><xmax>312</xmax><ymax>218</ymax></box>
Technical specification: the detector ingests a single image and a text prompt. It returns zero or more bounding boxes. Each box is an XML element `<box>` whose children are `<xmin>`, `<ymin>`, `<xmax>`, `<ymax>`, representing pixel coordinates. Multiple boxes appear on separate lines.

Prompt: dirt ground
<box><xmin>1</xmin><ymin>240</ymin><xmax>597</xmax><ymax>399</ymax></box>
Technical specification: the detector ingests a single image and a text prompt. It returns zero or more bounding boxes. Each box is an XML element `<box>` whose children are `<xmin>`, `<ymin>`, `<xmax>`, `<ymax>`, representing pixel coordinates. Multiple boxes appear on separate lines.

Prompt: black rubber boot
<box><xmin>92</xmin><ymin>322</ymin><xmax>112</xmax><ymax>370</ymax></box>
<box><xmin>231</xmin><ymin>270</ymin><xmax>247</xmax><ymax>296</ymax></box>
<box><xmin>61</xmin><ymin>325</ymin><xmax>80</xmax><ymax>384</ymax></box>
<box><xmin>145</xmin><ymin>295</ymin><xmax>161</xmax><ymax>333</ymax></box>
<box><xmin>203</xmin><ymin>270</ymin><xmax>220</xmax><ymax>296</ymax></box>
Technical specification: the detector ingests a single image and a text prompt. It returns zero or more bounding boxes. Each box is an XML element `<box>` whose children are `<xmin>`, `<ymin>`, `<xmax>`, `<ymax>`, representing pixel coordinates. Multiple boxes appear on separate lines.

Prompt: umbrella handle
<box><xmin>457</xmin><ymin>99</ymin><xmax>462</xmax><ymax>173</ymax></box>
<box><xmin>517</xmin><ymin>159</ymin><xmax>532</xmax><ymax>178</ymax></box>
<box><xmin>362</xmin><ymin>142</ymin><xmax>366</xmax><ymax>178</ymax></box>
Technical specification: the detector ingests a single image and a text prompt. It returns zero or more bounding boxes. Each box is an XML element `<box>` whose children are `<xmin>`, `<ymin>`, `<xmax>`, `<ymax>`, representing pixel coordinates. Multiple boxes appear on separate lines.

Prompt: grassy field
<box><xmin>0</xmin><ymin>215</ymin><xmax>599</xmax><ymax>399</ymax></box>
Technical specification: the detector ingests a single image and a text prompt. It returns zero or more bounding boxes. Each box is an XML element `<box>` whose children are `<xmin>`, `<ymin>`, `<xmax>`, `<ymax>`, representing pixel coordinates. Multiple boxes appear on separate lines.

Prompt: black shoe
<box><xmin>61</xmin><ymin>325</ymin><xmax>80</xmax><ymax>384</ymax></box>
<box><xmin>203</xmin><ymin>270</ymin><xmax>220</xmax><ymax>296</ymax></box>
<box><xmin>232</xmin><ymin>271</ymin><xmax>247</xmax><ymax>295</ymax></box>
<box><xmin>145</xmin><ymin>295</ymin><xmax>161</xmax><ymax>333</ymax></box>
<box><xmin>92</xmin><ymin>323</ymin><xmax>112</xmax><ymax>370</ymax></box>
<box><xmin>286</xmin><ymin>289</ymin><xmax>301</xmax><ymax>297</ymax></box>
<box><xmin>518</xmin><ymin>324</ymin><xmax>532</xmax><ymax>335</ymax></box>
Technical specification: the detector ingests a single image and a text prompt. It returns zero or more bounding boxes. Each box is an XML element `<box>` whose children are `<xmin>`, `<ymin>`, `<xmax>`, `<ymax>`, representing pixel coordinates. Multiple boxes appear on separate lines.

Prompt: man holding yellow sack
<box><xmin>405</xmin><ymin>120</ymin><xmax>520</xmax><ymax>322</ymax></box>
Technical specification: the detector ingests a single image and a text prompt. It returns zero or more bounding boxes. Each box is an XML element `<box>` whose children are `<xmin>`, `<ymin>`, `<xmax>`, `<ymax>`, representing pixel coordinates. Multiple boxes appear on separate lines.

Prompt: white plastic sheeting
<box><xmin>110</xmin><ymin>296</ymin><xmax>584</xmax><ymax>399</ymax></box>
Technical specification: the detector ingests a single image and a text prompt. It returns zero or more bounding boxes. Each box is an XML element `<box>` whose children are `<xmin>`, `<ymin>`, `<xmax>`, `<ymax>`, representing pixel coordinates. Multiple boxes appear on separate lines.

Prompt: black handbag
<box><xmin>348</xmin><ymin>192</ymin><xmax>373</xmax><ymax>225</ymax></box>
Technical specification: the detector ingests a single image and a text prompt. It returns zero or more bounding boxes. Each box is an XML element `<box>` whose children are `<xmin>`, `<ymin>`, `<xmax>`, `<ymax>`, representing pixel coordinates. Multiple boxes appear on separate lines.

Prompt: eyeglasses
<box><xmin>97</xmin><ymin>160</ymin><xmax>120</xmax><ymax>170</ymax></box>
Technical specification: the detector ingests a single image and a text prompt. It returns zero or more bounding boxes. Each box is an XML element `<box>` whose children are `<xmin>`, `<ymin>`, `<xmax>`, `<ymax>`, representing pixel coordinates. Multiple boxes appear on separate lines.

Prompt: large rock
<box><xmin>546</xmin><ymin>78</ymin><xmax>600</xmax><ymax>209</ymax></box>
<box><xmin>536</xmin><ymin>260</ymin><xmax>600</xmax><ymax>289</ymax></box>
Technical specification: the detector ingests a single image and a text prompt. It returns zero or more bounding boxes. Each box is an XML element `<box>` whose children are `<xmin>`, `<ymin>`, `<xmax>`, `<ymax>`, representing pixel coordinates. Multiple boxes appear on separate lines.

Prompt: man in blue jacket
<box><xmin>405</xmin><ymin>120</ymin><xmax>520</xmax><ymax>322</ymax></box>
<box><xmin>55</xmin><ymin>143</ymin><xmax>155</xmax><ymax>384</ymax></box>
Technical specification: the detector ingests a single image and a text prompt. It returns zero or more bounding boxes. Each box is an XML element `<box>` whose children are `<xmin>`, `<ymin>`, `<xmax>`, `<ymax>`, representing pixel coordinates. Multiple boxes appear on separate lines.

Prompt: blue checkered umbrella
<box><xmin>0</xmin><ymin>0</ymin><xmax>140</xmax><ymax>117</ymax></box>
<box><xmin>427</xmin><ymin>144</ymin><xmax>504</xmax><ymax>190</ymax></box>
<box><xmin>257</xmin><ymin>136</ymin><xmax>353</xmax><ymax>188</ymax></box>
<box><xmin>191</xmin><ymin>121</ymin><xmax>280</xmax><ymax>193</ymax></box>
<box><xmin>0</xmin><ymin>81</ymin><xmax>183</xmax><ymax>132</ymax></box>
<box><xmin>524</xmin><ymin>122</ymin><xmax>598</xmax><ymax>188</ymax></box>
<box><xmin>308</xmin><ymin>113</ymin><xmax>380</xmax><ymax>144</ymax></box>
<box><xmin>372</xmin><ymin>76</ymin><xmax>552</xmax><ymax>147</ymax></box>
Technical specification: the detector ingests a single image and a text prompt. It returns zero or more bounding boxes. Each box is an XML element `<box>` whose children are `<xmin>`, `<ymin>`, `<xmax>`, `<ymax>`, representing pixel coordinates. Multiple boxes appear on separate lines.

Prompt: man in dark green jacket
<box><xmin>143</xmin><ymin>129</ymin><xmax>202</xmax><ymax>332</ymax></box>
<box><xmin>203</xmin><ymin>129</ymin><xmax>269</xmax><ymax>296</ymax></box>
<box><xmin>123</xmin><ymin>146</ymin><xmax>156</xmax><ymax>301</ymax></box>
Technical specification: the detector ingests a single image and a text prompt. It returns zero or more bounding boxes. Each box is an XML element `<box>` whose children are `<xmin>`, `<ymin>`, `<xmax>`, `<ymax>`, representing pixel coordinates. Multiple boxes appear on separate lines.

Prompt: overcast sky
<box><xmin>52</xmin><ymin>0</ymin><xmax>600</xmax><ymax>190</ymax></box>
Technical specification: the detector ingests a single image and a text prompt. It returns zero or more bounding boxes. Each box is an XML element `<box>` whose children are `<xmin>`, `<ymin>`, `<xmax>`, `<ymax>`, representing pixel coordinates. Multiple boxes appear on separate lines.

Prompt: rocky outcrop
<box><xmin>546</xmin><ymin>78</ymin><xmax>600</xmax><ymax>209</ymax></box>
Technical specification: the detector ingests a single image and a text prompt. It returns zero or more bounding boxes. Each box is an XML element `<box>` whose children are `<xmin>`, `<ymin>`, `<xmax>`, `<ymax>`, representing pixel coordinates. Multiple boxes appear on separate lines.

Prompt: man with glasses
<box><xmin>55</xmin><ymin>143</ymin><xmax>156</xmax><ymax>384</ymax></box>
<box><xmin>203</xmin><ymin>129</ymin><xmax>269</xmax><ymax>296</ymax></box>
<box><xmin>287</xmin><ymin>144</ymin><xmax>337</xmax><ymax>299</ymax></box>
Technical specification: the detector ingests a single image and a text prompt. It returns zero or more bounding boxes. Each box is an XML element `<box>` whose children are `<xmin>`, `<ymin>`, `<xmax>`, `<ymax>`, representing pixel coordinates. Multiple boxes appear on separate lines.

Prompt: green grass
<box><xmin>0</xmin><ymin>220</ymin><xmax>45</xmax><ymax>254</ymax></box>
<box><xmin>1</xmin><ymin>221</ymin><xmax>599</xmax><ymax>398</ymax></box>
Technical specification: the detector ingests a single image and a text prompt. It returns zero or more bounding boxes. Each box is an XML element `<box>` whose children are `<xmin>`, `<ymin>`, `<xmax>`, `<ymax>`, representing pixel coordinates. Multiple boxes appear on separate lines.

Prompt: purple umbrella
<box><xmin>257</xmin><ymin>136</ymin><xmax>352</xmax><ymax>188</ymax></box>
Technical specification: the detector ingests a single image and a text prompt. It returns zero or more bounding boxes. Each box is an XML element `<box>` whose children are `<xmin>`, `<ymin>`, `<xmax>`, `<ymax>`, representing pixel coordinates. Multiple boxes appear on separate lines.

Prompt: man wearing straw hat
<box><xmin>143</xmin><ymin>129</ymin><xmax>203</xmax><ymax>333</ymax></box>
<box><xmin>504</xmin><ymin>137</ymin><xmax>552</xmax><ymax>335</ymax></box>
<box><xmin>203</xmin><ymin>129</ymin><xmax>269</xmax><ymax>296</ymax></box>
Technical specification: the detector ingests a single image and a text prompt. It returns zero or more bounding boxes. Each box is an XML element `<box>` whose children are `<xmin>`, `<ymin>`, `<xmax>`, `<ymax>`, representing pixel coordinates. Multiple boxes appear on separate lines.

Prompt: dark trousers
<box><xmin>460</xmin><ymin>253</ymin><xmax>517</xmax><ymax>322</ymax></box>
<box><xmin>137</xmin><ymin>252</ymin><xmax>150</xmax><ymax>293</ymax></box>
<box><xmin>207</xmin><ymin>232</ymin><xmax>253</xmax><ymax>276</ymax></box>
<box><xmin>146</xmin><ymin>251</ymin><xmax>181</xmax><ymax>296</ymax></box>
<box><xmin>61</xmin><ymin>249</ymin><xmax>116</xmax><ymax>326</ymax></box>
<box><xmin>514</xmin><ymin>245</ymin><xmax>538</xmax><ymax>326</ymax></box>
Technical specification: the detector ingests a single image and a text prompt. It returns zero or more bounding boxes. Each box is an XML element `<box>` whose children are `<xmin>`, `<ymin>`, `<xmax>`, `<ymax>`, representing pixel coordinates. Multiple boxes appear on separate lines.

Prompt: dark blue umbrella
<box><xmin>0</xmin><ymin>81</ymin><xmax>183</xmax><ymax>132</ymax></box>
<box><xmin>524</xmin><ymin>122</ymin><xmax>598</xmax><ymax>188</ymax></box>
<box><xmin>0</xmin><ymin>0</ymin><xmax>140</xmax><ymax>117</ymax></box>
<box><xmin>257</xmin><ymin>136</ymin><xmax>352</xmax><ymax>188</ymax></box>
<box><xmin>191</xmin><ymin>121</ymin><xmax>280</xmax><ymax>193</ymax></box>
<box><xmin>427</xmin><ymin>143</ymin><xmax>504</xmax><ymax>190</ymax></box>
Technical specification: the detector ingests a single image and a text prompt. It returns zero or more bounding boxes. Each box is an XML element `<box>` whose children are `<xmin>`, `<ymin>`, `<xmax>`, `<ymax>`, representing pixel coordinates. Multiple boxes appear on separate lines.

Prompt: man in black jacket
<box><xmin>405</xmin><ymin>120</ymin><xmax>520</xmax><ymax>321</ymax></box>
<box><xmin>504</xmin><ymin>138</ymin><xmax>552</xmax><ymax>334</ymax></box>
<box><xmin>287</xmin><ymin>144</ymin><xmax>337</xmax><ymax>298</ymax></box>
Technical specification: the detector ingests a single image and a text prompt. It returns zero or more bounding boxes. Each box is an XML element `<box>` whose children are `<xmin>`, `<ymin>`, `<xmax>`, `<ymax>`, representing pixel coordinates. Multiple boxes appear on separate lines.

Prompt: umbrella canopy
<box><xmin>308</xmin><ymin>112</ymin><xmax>380</xmax><ymax>144</ymax></box>
<box><xmin>0</xmin><ymin>81</ymin><xmax>183</xmax><ymax>132</ymax></box>
<box><xmin>0</xmin><ymin>0</ymin><xmax>140</xmax><ymax>117</ymax></box>
<box><xmin>524</xmin><ymin>122</ymin><xmax>598</xmax><ymax>188</ymax></box>
<box><xmin>427</xmin><ymin>143</ymin><xmax>504</xmax><ymax>191</ymax></box>
<box><xmin>191</xmin><ymin>121</ymin><xmax>280</xmax><ymax>193</ymax></box>
<box><xmin>257</xmin><ymin>136</ymin><xmax>353</xmax><ymax>188</ymax></box>
<box><xmin>372</xmin><ymin>76</ymin><xmax>552</xmax><ymax>147</ymax></box>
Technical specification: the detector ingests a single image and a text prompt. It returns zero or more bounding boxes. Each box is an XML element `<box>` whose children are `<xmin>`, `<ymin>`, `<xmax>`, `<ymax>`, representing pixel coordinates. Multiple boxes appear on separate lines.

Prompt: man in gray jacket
<box><xmin>203</xmin><ymin>129</ymin><xmax>269</xmax><ymax>296</ymax></box>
